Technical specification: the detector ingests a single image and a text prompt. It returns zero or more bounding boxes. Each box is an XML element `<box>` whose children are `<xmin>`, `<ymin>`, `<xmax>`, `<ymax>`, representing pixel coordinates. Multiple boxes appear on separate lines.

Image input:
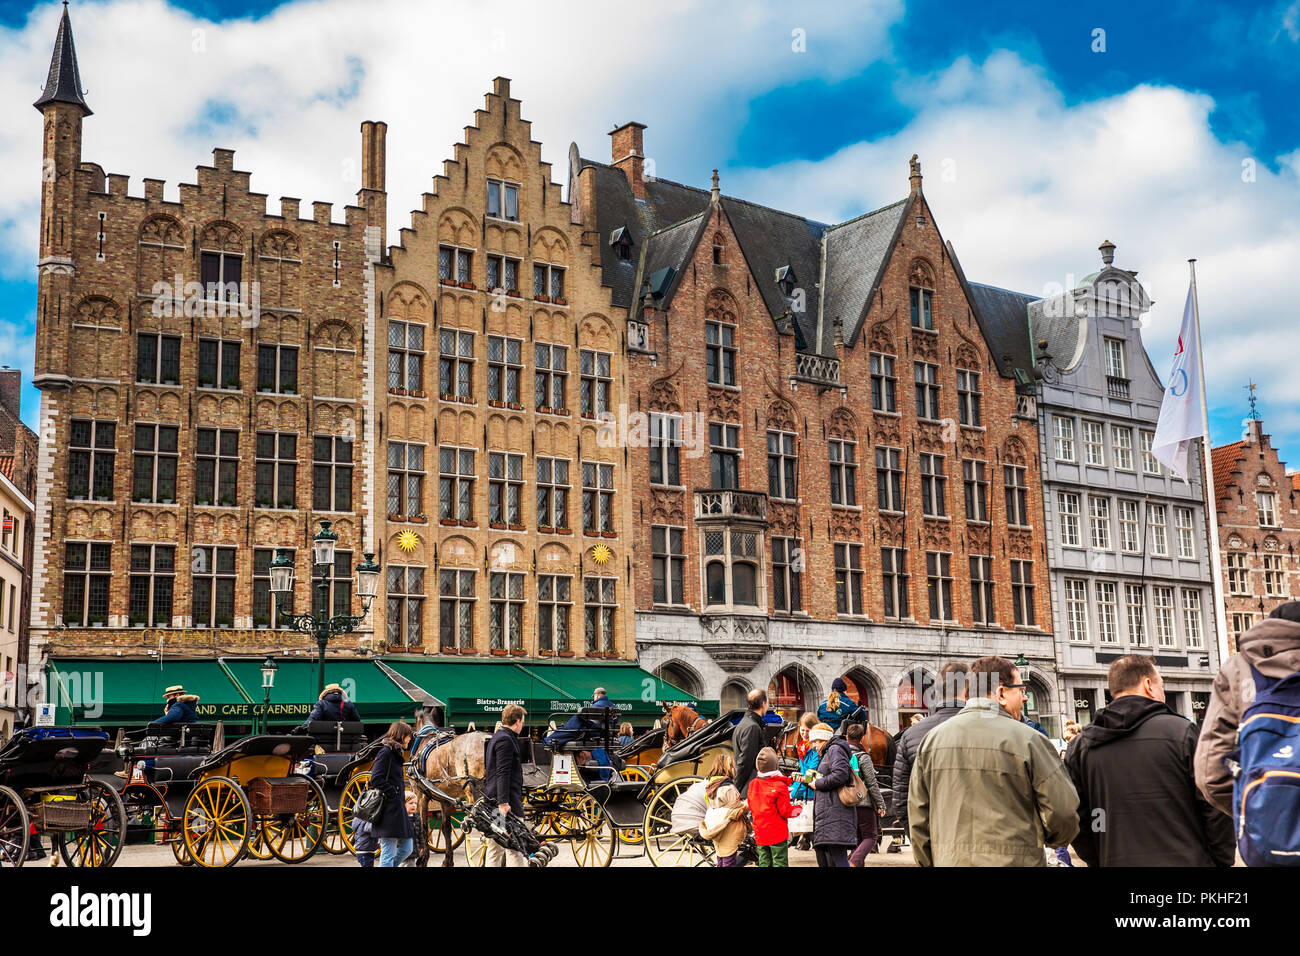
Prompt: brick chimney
<box><xmin>0</xmin><ymin>368</ymin><xmax>20</xmax><ymax>420</ymax></box>
<box><xmin>358</xmin><ymin>120</ymin><xmax>388</xmax><ymax>244</ymax></box>
<box><xmin>610</xmin><ymin>122</ymin><xmax>647</xmax><ymax>200</ymax></box>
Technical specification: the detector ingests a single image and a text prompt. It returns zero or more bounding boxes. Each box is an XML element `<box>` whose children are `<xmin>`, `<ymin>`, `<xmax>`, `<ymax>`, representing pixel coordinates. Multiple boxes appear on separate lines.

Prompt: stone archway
<box><xmin>720</xmin><ymin>679</ymin><xmax>749</xmax><ymax>714</ymax></box>
<box><xmin>896</xmin><ymin>664</ymin><xmax>937</xmax><ymax>732</ymax></box>
<box><xmin>841</xmin><ymin>666</ymin><xmax>884</xmax><ymax>722</ymax></box>
<box><xmin>655</xmin><ymin>660</ymin><xmax>704</xmax><ymax>698</ymax></box>
<box><xmin>1025</xmin><ymin>673</ymin><xmax>1059</xmax><ymax>737</ymax></box>
<box><xmin>768</xmin><ymin>663</ymin><xmax>822</xmax><ymax>724</ymax></box>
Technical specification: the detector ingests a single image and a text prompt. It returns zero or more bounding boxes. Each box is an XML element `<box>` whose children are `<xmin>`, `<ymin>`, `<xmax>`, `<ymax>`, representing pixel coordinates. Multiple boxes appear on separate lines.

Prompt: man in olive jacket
<box><xmin>910</xmin><ymin>656</ymin><xmax>1079</xmax><ymax>866</ymax></box>
<box><xmin>1065</xmin><ymin>656</ymin><xmax>1234</xmax><ymax>867</ymax></box>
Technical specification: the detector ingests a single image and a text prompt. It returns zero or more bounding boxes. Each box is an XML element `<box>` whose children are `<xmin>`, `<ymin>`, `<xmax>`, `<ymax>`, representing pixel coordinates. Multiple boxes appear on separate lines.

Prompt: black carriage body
<box><xmin>0</xmin><ymin>728</ymin><xmax>110</xmax><ymax>791</ymax></box>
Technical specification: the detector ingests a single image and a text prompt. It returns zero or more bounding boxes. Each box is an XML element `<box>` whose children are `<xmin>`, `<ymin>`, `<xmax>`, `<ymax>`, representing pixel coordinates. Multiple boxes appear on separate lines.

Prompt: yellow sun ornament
<box><xmin>397</xmin><ymin>530</ymin><xmax>421</xmax><ymax>554</ymax></box>
<box><xmin>590</xmin><ymin>543</ymin><xmax>613</xmax><ymax>566</ymax></box>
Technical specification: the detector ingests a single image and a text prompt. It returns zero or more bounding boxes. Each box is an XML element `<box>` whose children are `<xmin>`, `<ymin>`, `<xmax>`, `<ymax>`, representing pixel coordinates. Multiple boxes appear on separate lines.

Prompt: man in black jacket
<box><xmin>732</xmin><ymin>689</ymin><xmax>769</xmax><ymax>798</ymax></box>
<box><xmin>484</xmin><ymin>704</ymin><xmax>527</xmax><ymax>866</ymax></box>
<box><xmin>891</xmin><ymin>661</ymin><xmax>967</xmax><ymax>830</ymax></box>
<box><xmin>1065</xmin><ymin>656</ymin><xmax>1235</xmax><ymax>867</ymax></box>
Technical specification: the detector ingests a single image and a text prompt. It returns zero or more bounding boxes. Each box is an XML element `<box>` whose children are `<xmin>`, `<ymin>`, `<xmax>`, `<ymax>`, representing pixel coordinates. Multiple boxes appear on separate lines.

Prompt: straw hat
<box><xmin>163</xmin><ymin>685</ymin><xmax>185</xmax><ymax>698</ymax></box>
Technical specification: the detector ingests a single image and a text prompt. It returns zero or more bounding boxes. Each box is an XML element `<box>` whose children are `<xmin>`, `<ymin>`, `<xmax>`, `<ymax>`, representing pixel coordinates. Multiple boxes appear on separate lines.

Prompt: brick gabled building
<box><xmin>28</xmin><ymin>6</ymin><xmax>380</xmax><ymax>664</ymax></box>
<box><xmin>570</xmin><ymin>130</ymin><xmax>1056</xmax><ymax>731</ymax></box>
<box><xmin>372</xmin><ymin>78</ymin><xmax>635</xmax><ymax>660</ymax></box>
<box><xmin>1212</xmin><ymin>416</ymin><xmax>1300</xmax><ymax>652</ymax></box>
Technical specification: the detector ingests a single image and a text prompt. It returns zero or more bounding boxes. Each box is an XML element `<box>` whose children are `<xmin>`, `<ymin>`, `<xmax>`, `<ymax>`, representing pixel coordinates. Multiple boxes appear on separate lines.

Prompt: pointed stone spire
<box><xmin>710</xmin><ymin>168</ymin><xmax>720</xmax><ymax>204</ymax></box>
<box><xmin>34</xmin><ymin>3</ymin><xmax>91</xmax><ymax>115</ymax></box>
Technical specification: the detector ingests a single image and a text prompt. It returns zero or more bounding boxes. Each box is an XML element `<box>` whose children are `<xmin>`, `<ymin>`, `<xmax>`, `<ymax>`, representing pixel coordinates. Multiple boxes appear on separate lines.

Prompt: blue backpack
<box><xmin>1230</xmin><ymin>667</ymin><xmax>1300</xmax><ymax>866</ymax></box>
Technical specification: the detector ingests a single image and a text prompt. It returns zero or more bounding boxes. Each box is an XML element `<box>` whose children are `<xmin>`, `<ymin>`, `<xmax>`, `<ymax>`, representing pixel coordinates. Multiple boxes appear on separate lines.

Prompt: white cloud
<box><xmin>0</xmin><ymin>0</ymin><xmax>901</xmax><ymax>275</ymax></box>
<box><xmin>730</xmin><ymin>51</ymin><xmax>1300</xmax><ymax>453</ymax></box>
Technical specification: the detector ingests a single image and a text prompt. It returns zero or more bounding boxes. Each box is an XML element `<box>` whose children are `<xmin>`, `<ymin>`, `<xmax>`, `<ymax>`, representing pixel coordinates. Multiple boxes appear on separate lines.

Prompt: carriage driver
<box><xmin>157</xmin><ymin>685</ymin><xmax>200</xmax><ymax>724</ymax></box>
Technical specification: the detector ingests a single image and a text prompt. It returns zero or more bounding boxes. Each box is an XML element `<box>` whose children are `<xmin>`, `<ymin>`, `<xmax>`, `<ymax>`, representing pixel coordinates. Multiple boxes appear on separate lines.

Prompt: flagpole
<box><xmin>1189</xmin><ymin>259</ymin><xmax>1231</xmax><ymax>666</ymax></box>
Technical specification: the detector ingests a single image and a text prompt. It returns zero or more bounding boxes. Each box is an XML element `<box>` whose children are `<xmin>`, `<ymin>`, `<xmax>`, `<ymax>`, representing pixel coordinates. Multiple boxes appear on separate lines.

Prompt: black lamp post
<box><xmin>260</xmin><ymin>655</ymin><xmax>278</xmax><ymax>735</ymax></box>
<box><xmin>268</xmin><ymin>520</ymin><xmax>381</xmax><ymax>696</ymax></box>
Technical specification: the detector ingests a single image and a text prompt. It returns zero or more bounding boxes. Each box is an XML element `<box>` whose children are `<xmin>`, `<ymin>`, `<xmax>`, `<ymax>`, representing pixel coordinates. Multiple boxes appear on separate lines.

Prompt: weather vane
<box><xmin>1245</xmin><ymin>380</ymin><xmax>1260</xmax><ymax>421</ymax></box>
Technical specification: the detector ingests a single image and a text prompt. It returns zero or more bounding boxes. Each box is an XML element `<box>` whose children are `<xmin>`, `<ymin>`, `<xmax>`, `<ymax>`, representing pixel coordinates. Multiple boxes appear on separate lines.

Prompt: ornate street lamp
<box><xmin>268</xmin><ymin>521</ymin><xmax>381</xmax><ymax>696</ymax></box>
<box><xmin>260</xmin><ymin>655</ymin><xmax>278</xmax><ymax>735</ymax></box>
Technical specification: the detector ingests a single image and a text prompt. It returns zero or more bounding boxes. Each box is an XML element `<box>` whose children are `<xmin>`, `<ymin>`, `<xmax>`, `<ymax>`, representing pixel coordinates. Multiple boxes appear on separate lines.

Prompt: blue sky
<box><xmin>1</xmin><ymin>0</ymin><xmax>1298</xmax><ymax>460</ymax></box>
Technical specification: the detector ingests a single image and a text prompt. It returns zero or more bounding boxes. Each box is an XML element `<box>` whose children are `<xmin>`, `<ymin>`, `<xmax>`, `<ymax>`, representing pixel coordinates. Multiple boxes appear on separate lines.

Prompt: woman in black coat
<box><xmin>371</xmin><ymin>721</ymin><xmax>415</xmax><ymax>867</ymax></box>
<box><xmin>807</xmin><ymin>729</ymin><xmax>858</xmax><ymax>867</ymax></box>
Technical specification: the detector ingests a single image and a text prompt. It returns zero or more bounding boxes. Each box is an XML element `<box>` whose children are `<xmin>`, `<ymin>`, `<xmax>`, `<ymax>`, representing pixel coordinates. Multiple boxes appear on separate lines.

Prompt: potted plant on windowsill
<box><xmin>458</xmin><ymin>519</ymin><xmax>476</xmax><ymax>528</ymax></box>
<box><xmin>219</xmin><ymin>494</ymin><xmax>236</xmax><ymax>507</ymax></box>
<box><xmin>552</xmin><ymin>297</ymin><xmax>567</xmax><ymax>307</ymax></box>
<box><xmin>439</xmin><ymin>517</ymin><xmax>457</xmax><ymax>526</ymax></box>
<box><xmin>535</xmin><ymin>294</ymin><xmax>551</xmax><ymax>304</ymax></box>
<box><xmin>555</xmin><ymin>527</ymin><xmax>572</xmax><ymax>535</ymax></box>
<box><xmin>439</xmin><ymin>392</ymin><xmax>456</xmax><ymax>402</ymax></box>
<box><xmin>458</xmin><ymin>647</ymin><xmax>477</xmax><ymax>656</ymax></box>
<box><xmin>409</xmin><ymin>389</ymin><xmax>425</xmax><ymax>398</ymax></box>
<box><xmin>391</xmin><ymin>387</ymin><xmax>407</xmax><ymax>396</ymax></box>
<box><xmin>601</xmin><ymin>530</ymin><xmax>617</xmax><ymax>538</ymax></box>
<box><xmin>488</xmin><ymin>399</ymin><xmax>505</xmax><ymax>409</ymax></box>
<box><xmin>508</xmin><ymin>523</ymin><xmax>525</xmax><ymax>531</ymax></box>
<box><xmin>537</xmin><ymin>525</ymin><xmax>553</xmax><ymax>534</ymax></box>
<box><xmin>506</xmin><ymin>289</ymin><xmax>521</xmax><ymax>298</ymax></box>
<box><xmin>439</xmin><ymin>277</ymin><xmax>457</xmax><ymax>286</ymax></box>
<box><xmin>490</xmin><ymin>648</ymin><xmax>508</xmax><ymax>656</ymax></box>
<box><xmin>253</xmin><ymin>615</ymin><xmax>270</xmax><ymax>628</ymax></box>
<box><xmin>257</xmin><ymin>495</ymin><xmax>273</xmax><ymax>508</ymax></box>
<box><xmin>458</xmin><ymin>281</ymin><xmax>475</xmax><ymax>290</ymax></box>
<box><xmin>389</xmin><ymin>513</ymin><xmax>404</xmax><ymax>522</ymax></box>
<box><xmin>509</xmin><ymin>648</ymin><xmax>527</xmax><ymax>656</ymax></box>
<box><xmin>538</xmin><ymin>648</ymin><xmax>554</xmax><ymax>657</ymax></box>
<box><xmin>507</xmin><ymin>402</ymin><xmax>524</xmax><ymax>411</ymax></box>
<box><xmin>88</xmin><ymin>614</ymin><xmax>107</xmax><ymax>627</ymax></box>
<box><xmin>553</xmin><ymin>407</ymin><xmax>570</xmax><ymax>416</ymax></box>
<box><xmin>411</xmin><ymin>513</ymin><xmax>427</xmax><ymax>524</ymax></box>
<box><xmin>489</xmin><ymin>521</ymin><xmax>506</xmax><ymax>530</ymax></box>
<box><xmin>558</xmin><ymin>650</ymin><xmax>575</xmax><ymax>658</ymax></box>
<box><xmin>198</xmin><ymin>375</ymin><xmax>216</xmax><ymax>388</ymax></box>
<box><xmin>583</xmin><ymin>529</ymin><xmax>599</xmax><ymax>537</ymax></box>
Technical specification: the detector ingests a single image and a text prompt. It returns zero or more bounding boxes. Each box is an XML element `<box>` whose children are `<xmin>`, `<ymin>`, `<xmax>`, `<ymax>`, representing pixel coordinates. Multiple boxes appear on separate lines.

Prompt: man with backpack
<box><xmin>1065</xmin><ymin>656</ymin><xmax>1234</xmax><ymax>867</ymax></box>
<box><xmin>1196</xmin><ymin>601</ymin><xmax>1300</xmax><ymax>866</ymax></box>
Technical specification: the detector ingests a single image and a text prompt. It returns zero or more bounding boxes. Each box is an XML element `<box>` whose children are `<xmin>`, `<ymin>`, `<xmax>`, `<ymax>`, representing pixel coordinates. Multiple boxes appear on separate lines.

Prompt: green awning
<box><xmin>517</xmin><ymin>662</ymin><xmax>718</xmax><ymax>720</ymax></box>
<box><xmin>380</xmin><ymin>659</ymin><xmax>579</xmax><ymax>726</ymax></box>
<box><xmin>221</xmin><ymin>659</ymin><xmax>420</xmax><ymax>724</ymax></box>
<box><xmin>47</xmin><ymin>658</ymin><xmax>251</xmax><ymax>726</ymax></box>
<box><xmin>382</xmin><ymin>658</ymin><xmax>716</xmax><ymax>725</ymax></box>
<box><xmin>46</xmin><ymin>657</ymin><xmax>420</xmax><ymax>727</ymax></box>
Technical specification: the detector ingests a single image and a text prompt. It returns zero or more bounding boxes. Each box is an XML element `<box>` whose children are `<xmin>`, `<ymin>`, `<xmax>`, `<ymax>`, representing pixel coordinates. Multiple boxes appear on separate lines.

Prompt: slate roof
<box><xmin>34</xmin><ymin>4</ymin><xmax>91</xmax><ymax>115</ymax></box>
<box><xmin>1027</xmin><ymin>297</ymin><xmax>1089</xmax><ymax>374</ymax></box>
<box><xmin>1210</xmin><ymin>440</ymin><xmax>1247</xmax><ymax>505</ymax></box>
<box><xmin>822</xmin><ymin>201</ymin><xmax>909</xmax><ymax>350</ymax></box>
<box><xmin>574</xmin><ymin>156</ymin><xmax>838</xmax><ymax>353</ymax></box>
<box><xmin>962</xmin><ymin>280</ymin><xmax>1038</xmax><ymax>382</ymax></box>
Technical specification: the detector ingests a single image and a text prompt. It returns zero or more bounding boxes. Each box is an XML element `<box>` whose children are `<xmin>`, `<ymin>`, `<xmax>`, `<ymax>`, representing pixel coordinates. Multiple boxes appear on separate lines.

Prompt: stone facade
<box><xmin>0</xmin><ymin>369</ymin><xmax>38</xmax><ymax>725</ymax></box>
<box><xmin>28</xmin><ymin>10</ymin><xmax>379</xmax><ymax>664</ymax></box>
<box><xmin>371</xmin><ymin>78</ymin><xmax>634</xmax><ymax>660</ymax></box>
<box><xmin>1211</xmin><ymin>417</ymin><xmax>1300</xmax><ymax>652</ymax></box>
<box><xmin>1028</xmin><ymin>244</ymin><xmax>1219</xmax><ymax>727</ymax></box>
<box><xmin>571</xmin><ymin>130</ymin><xmax>1056</xmax><ymax>732</ymax></box>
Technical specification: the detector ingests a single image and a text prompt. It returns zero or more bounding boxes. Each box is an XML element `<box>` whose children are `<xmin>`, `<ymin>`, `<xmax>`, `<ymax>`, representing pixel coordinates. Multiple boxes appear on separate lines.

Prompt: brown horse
<box><xmin>414</xmin><ymin>727</ymin><xmax>490</xmax><ymax>868</ymax></box>
<box><xmin>781</xmin><ymin>719</ymin><xmax>895</xmax><ymax>769</ymax></box>
<box><xmin>661</xmin><ymin>702</ymin><xmax>707</xmax><ymax>747</ymax></box>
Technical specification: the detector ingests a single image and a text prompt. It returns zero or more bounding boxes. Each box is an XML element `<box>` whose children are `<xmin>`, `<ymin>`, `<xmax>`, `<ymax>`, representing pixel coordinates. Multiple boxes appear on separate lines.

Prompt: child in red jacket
<box><xmin>746</xmin><ymin>746</ymin><xmax>801</xmax><ymax>866</ymax></box>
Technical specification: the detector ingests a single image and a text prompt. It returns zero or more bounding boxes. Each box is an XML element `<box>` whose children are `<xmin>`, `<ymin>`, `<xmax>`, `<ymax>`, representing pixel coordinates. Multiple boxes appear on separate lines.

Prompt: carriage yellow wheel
<box><xmin>426</xmin><ymin>806</ymin><xmax>467</xmax><ymax>853</ymax></box>
<box><xmin>183</xmin><ymin>776</ymin><xmax>250</xmax><ymax>868</ymax></box>
<box><xmin>243</xmin><ymin>823</ymin><xmax>274</xmax><ymax>860</ymax></box>
<box><xmin>463</xmin><ymin>831</ymin><xmax>491</xmax><ymax>866</ymax></box>
<box><xmin>55</xmin><ymin>780</ymin><xmax>126</xmax><ymax>868</ymax></box>
<box><xmin>643</xmin><ymin>776</ymin><xmax>715</xmax><ymax>867</ymax></box>
<box><xmin>566</xmin><ymin>794</ymin><xmax>616</xmax><ymax>867</ymax></box>
<box><xmin>619</xmin><ymin>765</ymin><xmax>651</xmax><ymax>783</ymax></box>
<box><xmin>263</xmin><ymin>775</ymin><xmax>328</xmax><ymax>864</ymax></box>
<box><xmin>337</xmin><ymin>771</ymin><xmax>370</xmax><ymax>854</ymax></box>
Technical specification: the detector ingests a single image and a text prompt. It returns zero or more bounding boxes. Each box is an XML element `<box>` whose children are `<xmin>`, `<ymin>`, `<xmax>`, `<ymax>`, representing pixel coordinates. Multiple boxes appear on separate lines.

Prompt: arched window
<box><xmin>720</xmin><ymin>681</ymin><xmax>748</xmax><ymax>713</ymax></box>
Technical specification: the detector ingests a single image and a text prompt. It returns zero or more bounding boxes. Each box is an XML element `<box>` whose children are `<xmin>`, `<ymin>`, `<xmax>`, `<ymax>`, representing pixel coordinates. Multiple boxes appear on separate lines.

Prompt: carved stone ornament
<box><xmin>650</xmin><ymin>487</ymin><xmax>686</xmax><ymax>524</ymax></box>
<box><xmin>831</xmin><ymin>508</ymin><xmax>861</xmax><ymax>540</ymax></box>
<box><xmin>707</xmin><ymin>386</ymin><xmax>740</xmax><ymax>422</ymax></box>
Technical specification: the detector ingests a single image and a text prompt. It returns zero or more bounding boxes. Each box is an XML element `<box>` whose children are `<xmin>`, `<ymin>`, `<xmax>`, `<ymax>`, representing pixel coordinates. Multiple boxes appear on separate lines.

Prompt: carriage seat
<box><xmin>303</xmin><ymin>720</ymin><xmax>367</xmax><ymax>753</ymax></box>
<box><xmin>136</xmin><ymin>722</ymin><xmax>216</xmax><ymax>754</ymax></box>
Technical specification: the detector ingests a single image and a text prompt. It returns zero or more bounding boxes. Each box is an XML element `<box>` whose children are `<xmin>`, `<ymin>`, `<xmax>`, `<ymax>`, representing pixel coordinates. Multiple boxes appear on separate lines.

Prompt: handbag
<box><xmin>838</xmin><ymin>752</ymin><xmax>869</xmax><ymax>808</ymax></box>
<box><xmin>788</xmin><ymin>799</ymin><xmax>815</xmax><ymax>834</ymax></box>
<box><xmin>354</xmin><ymin>787</ymin><xmax>386</xmax><ymax>824</ymax></box>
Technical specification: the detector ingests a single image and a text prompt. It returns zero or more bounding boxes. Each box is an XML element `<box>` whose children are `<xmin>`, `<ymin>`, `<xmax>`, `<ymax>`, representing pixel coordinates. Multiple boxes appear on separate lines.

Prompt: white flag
<box><xmin>1150</xmin><ymin>282</ymin><xmax>1204</xmax><ymax>479</ymax></box>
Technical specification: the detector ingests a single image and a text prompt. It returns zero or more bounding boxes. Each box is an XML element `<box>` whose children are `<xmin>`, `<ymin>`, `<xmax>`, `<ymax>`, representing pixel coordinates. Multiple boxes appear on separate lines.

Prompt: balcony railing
<box><xmin>793</xmin><ymin>352</ymin><xmax>841</xmax><ymax>387</ymax></box>
<box><xmin>694</xmin><ymin>489</ymin><xmax>768</xmax><ymax>522</ymax></box>
<box><xmin>1106</xmin><ymin>376</ymin><xmax>1131</xmax><ymax>400</ymax></box>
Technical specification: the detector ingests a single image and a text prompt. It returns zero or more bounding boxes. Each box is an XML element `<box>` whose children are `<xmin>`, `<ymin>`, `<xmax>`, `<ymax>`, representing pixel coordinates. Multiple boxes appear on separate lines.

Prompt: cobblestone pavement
<box><xmin>76</xmin><ymin>835</ymin><xmax>935</xmax><ymax>868</ymax></box>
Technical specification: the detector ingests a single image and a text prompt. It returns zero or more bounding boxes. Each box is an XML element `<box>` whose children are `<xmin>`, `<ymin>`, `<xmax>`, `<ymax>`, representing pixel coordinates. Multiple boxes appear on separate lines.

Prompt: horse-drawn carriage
<box><xmin>0</xmin><ymin>727</ymin><xmax>127</xmax><ymax>868</ymax></box>
<box><xmin>177</xmin><ymin>735</ymin><xmax>329</xmax><ymax>867</ymax></box>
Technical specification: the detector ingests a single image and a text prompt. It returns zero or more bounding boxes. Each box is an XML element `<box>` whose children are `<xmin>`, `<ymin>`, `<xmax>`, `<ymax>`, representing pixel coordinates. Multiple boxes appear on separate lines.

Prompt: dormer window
<box><xmin>776</xmin><ymin>265</ymin><xmax>796</xmax><ymax>298</ymax></box>
<box><xmin>712</xmin><ymin>233</ymin><xmax>725</xmax><ymax>265</ymax></box>
<box><xmin>609</xmin><ymin>226</ymin><xmax>633</xmax><ymax>262</ymax></box>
